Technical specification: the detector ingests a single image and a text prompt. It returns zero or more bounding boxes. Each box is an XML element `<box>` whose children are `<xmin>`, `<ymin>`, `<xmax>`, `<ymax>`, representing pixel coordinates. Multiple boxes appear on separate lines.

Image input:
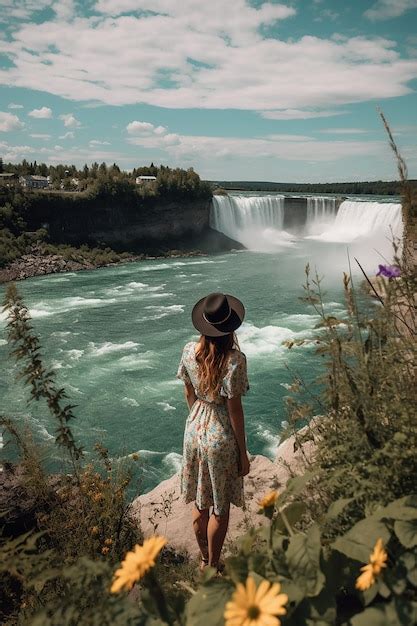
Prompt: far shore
<box><xmin>0</xmin><ymin>247</ymin><xmax>210</xmax><ymax>285</ymax></box>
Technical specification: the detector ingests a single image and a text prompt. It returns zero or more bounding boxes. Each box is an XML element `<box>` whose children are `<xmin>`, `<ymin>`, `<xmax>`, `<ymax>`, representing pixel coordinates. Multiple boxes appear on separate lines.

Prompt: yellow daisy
<box><xmin>355</xmin><ymin>538</ymin><xmax>388</xmax><ymax>591</ymax></box>
<box><xmin>258</xmin><ymin>491</ymin><xmax>279</xmax><ymax>509</ymax></box>
<box><xmin>224</xmin><ymin>576</ymin><xmax>288</xmax><ymax>626</ymax></box>
<box><xmin>110</xmin><ymin>536</ymin><xmax>167</xmax><ymax>593</ymax></box>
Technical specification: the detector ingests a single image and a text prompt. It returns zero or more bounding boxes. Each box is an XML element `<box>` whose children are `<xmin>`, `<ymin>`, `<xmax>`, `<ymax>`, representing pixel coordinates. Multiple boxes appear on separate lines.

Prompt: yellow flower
<box><xmin>102</xmin><ymin>546</ymin><xmax>110</xmax><ymax>555</ymax></box>
<box><xmin>111</xmin><ymin>536</ymin><xmax>167</xmax><ymax>593</ymax></box>
<box><xmin>104</xmin><ymin>538</ymin><xmax>113</xmax><ymax>546</ymax></box>
<box><xmin>131</xmin><ymin>453</ymin><xmax>140</xmax><ymax>461</ymax></box>
<box><xmin>355</xmin><ymin>538</ymin><xmax>388</xmax><ymax>591</ymax></box>
<box><xmin>258</xmin><ymin>491</ymin><xmax>279</xmax><ymax>509</ymax></box>
<box><xmin>224</xmin><ymin>576</ymin><xmax>288</xmax><ymax>626</ymax></box>
<box><xmin>91</xmin><ymin>526</ymin><xmax>99</xmax><ymax>535</ymax></box>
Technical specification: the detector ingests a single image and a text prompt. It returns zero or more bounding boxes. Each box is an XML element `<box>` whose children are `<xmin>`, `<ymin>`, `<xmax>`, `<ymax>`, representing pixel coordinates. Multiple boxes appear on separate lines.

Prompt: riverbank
<box><xmin>0</xmin><ymin>245</ymin><xmax>212</xmax><ymax>284</ymax></box>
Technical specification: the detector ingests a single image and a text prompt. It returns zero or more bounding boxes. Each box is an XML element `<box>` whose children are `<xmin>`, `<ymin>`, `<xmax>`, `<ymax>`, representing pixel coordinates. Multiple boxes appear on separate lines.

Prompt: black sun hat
<box><xmin>192</xmin><ymin>292</ymin><xmax>245</xmax><ymax>337</ymax></box>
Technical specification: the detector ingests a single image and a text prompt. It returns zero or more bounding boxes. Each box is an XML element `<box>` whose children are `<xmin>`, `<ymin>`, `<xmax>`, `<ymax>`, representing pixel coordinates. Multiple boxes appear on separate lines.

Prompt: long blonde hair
<box><xmin>195</xmin><ymin>332</ymin><xmax>239</xmax><ymax>398</ymax></box>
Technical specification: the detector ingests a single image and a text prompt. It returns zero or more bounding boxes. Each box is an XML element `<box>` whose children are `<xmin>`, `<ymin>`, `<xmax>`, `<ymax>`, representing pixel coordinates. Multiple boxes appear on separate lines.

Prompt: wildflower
<box><xmin>225</xmin><ymin>576</ymin><xmax>288</xmax><ymax>626</ymax></box>
<box><xmin>102</xmin><ymin>546</ymin><xmax>110</xmax><ymax>555</ymax></box>
<box><xmin>376</xmin><ymin>264</ymin><xmax>401</xmax><ymax>279</ymax></box>
<box><xmin>105</xmin><ymin>538</ymin><xmax>113</xmax><ymax>546</ymax></box>
<box><xmin>93</xmin><ymin>492</ymin><xmax>104</xmax><ymax>502</ymax></box>
<box><xmin>355</xmin><ymin>538</ymin><xmax>388</xmax><ymax>591</ymax></box>
<box><xmin>258</xmin><ymin>491</ymin><xmax>278</xmax><ymax>509</ymax></box>
<box><xmin>131</xmin><ymin>453</ymin><xmax>140</xmax><ymax>461</ymax></box>
<box><xmin>91</xmin><ymin>526</ymin><xmax>99</xmax><ymax>535</ymax></box>
<box><xmin>111</xmin><ymin>536</ymin><xmax>167</xmax><ymax>593</ymax></box>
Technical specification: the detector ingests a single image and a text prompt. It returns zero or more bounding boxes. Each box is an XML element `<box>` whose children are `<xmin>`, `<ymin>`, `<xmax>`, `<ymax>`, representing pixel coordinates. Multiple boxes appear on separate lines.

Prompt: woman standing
<box><xmin>177</xmin><ymin>292</ymin><xmax>250</xmax><ymax>571</ymax></box>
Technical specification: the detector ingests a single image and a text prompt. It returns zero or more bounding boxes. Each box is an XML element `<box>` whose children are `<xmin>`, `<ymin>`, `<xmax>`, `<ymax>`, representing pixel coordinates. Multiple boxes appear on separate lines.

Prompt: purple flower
<box><xmin>376</xmin><ymin>264</ymin><xmax>401</xmax><ymax>279</ymax></box>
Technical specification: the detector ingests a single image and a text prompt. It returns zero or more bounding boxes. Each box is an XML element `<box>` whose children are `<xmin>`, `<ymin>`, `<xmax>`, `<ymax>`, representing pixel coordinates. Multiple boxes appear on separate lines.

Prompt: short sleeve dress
<box><xmin>176</xmin><ymin>341</ymin><xmax>249</xmax><ymax>516</ymax></box>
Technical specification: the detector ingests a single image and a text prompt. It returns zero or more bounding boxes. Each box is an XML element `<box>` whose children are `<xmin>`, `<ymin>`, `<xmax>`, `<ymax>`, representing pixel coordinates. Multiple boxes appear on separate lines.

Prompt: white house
<box><xmin>19</xmin><ymin>175</ymin><xmax>49</xmax><ymax>189</ymax></box>
<box><xmin>135</xmin><ymin>175</ymin><xmax>157</xmax><ymax>185</ymax></box>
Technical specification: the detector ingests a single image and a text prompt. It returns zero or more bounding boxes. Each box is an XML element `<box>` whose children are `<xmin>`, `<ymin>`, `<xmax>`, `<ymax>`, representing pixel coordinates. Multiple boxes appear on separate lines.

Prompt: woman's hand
<box><xmin>238</xmin><ymin>452</ymin><xmax>250</xmax><ymax>477</ymax></box>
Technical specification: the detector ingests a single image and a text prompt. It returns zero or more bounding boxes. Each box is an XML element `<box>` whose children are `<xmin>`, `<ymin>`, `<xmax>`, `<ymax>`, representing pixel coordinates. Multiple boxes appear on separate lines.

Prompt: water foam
<box><xmin>122</xmin><ymin>397</ymin><xmax>140</xmax><ymax>407</ymax></box>
<box><xmin>162</xmin><ymin>452</ymin><xmax>182</xmax><ymax>473</ymax></box>
<box><xmin>309</xmin><ymin>200</ymin><xmax>403</xmax><ymax>242</ymax></box>
<box><xmin>87</xmin><ymin>340</ymin><xmax>140</xmax><ymax>357</ymax></box>
<box><xmin>237</xmin><ymin>322</ymin><xmax>296</xmax><ymax>357</ymax></box>
<box><xmin>140</xmin><ymin>304</ymin><xmax>185</xmax><ymax>321</ymax></box>
<box><xmin>156</xmin><ymin>401</ymin><xmax>176</xmax><ymax>412</ymax></box>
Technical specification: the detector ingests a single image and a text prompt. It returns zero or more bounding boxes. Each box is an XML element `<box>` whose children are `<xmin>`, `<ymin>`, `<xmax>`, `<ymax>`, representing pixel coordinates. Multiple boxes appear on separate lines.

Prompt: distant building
<box><xmin>19</xmin><ymin>175</ymin><xmax>49</xmax><ymax>189</ymax></box>
<box><xmin>135</xmin><ymin>175</ymin><xmax>157</xmax><ymax>185</ymax></box>
<box><xmin>0</xmin><ymin>172</ymin><xmax>18</xmax><ymax>186</ymax></box>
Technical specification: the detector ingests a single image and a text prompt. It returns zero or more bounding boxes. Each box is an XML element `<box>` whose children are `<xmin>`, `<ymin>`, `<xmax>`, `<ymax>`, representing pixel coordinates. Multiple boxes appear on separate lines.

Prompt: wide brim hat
<box><xmin>192</xmin><ymin>292</ymin><xmax>245</xmax><ymax>337</ymax></box>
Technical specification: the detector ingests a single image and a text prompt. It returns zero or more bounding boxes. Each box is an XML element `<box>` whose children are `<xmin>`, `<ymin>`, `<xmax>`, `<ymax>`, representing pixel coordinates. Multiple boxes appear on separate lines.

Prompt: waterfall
<box><xmin>211</xmin><ymin>195</ymin><xmax>287</xmax><ymax>249</ymax></box>
<box><xmin>210</xmin><ymin>194</ymin><xmax>403</xmax><ymax>251</ymax></box>
<box><xmin>311</xmin><ymin>200</ymin><xmax>403</xmax><ymax>242</ymax></box>
<box><xmin>306</xmin><ymin>197</ymin><xmax>337</xmax><ymax>224</ymax></box>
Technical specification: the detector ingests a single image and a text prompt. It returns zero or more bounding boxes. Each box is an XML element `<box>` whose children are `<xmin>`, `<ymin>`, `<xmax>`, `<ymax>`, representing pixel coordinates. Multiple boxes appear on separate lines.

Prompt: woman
<box><xmin>177</xmin><ymin>292</ymin><xmax>250</xmax><ymax>571</ymax></box>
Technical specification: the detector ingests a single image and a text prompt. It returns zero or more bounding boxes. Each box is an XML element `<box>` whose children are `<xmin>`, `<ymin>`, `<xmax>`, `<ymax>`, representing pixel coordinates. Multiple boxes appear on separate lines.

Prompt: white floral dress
<box><xmin>176</xmin><ymin>341</ymin><xmax>249</xmax><ymax>516</ymax></box>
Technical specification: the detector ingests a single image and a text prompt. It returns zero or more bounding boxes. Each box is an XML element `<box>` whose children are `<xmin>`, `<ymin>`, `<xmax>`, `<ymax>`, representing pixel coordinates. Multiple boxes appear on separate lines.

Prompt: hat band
<box><xmin>203</xmin><ymin>307</ymin><xmax>232</xmax><ymax>325</ymax></box>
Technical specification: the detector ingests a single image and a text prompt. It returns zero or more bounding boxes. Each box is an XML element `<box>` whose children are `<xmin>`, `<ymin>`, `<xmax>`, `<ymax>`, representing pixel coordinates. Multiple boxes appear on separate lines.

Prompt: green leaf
<box><xmin>274</xmin><ymin>502</ymin><xmax>307</xmax><ymax>534</ymax></box>
<box><xmin>332</xmin><ymin>519</ymin><xmax>390</xmax><ymax>563</ymax></box>
<box><xmin>373</xmin><ymin>495</ymin><xmax>417</xmax><ymax>522</ymax></box>
<box><xmin>186</xmin><ymin>578</ymin><xmax>234</xmax><ymax>626</ymax></box>
<box><xmin>350</xmin><ymin>606</ymin><xmax>393</xmax><ymax>626</ymax></box>
<box><xmin>277</xmin><ymin>471</ymin><xmax>316</xmax><ymax>506</ymax></box>
<box><xmin>394</xmin><ymin>520</ymin><xmax>417</xmax><ymax>548</ymax></box>
<box><xmin>326</xmin><ymin>498</ymin><xmax>354</xmax><ymax>519</ymax></box>
<box><xmin>286</xmin><ymin>524</ymin><xmax>325</xmax><ymax>597</ymax></box>
<box><xmin>399</xmin><ymin>552</ymin><xmax>417</xmax><ymax>587</ymax></box>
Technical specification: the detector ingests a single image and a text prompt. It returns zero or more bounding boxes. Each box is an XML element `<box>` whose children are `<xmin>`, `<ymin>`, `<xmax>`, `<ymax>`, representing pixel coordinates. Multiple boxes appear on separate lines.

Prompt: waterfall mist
<box><xmin>211</xmin><ymin>194</ymin><xmax>403</xmax><ymax>263</ymax></box>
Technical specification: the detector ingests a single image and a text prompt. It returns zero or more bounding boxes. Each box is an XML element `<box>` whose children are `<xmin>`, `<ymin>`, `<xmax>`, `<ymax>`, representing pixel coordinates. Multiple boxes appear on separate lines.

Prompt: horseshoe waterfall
<box><xmin>210</xmin><ymin>194</ymin><xmax>403</xmax><ymax>250</ymax></box>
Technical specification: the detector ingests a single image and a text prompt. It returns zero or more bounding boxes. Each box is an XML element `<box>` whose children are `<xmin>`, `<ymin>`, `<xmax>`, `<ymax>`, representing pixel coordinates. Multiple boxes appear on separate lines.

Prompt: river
<box><xmin>0</xmin><ymin>194</ymin><xmax>402</xmax><ymax>493</ymax></box>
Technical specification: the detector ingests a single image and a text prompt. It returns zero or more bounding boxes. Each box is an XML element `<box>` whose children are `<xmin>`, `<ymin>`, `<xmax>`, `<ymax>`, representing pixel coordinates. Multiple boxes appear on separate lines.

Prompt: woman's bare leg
<box><xmin>192</xmin><ymin>505</ymin><xmax>209</xmax><ymax>562</ymax></box>
<box><xmin>207</xmin><ymin>505</ymin><xmax>230</xmax><ymax>569</ymax></box>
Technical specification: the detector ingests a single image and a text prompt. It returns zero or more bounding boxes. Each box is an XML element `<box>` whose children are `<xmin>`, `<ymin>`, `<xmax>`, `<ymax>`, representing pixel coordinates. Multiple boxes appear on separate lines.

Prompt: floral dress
<box><xmin>176</xmin><ymin>341</ymin><xmax>249</xmax><ymax>516</ymax></box>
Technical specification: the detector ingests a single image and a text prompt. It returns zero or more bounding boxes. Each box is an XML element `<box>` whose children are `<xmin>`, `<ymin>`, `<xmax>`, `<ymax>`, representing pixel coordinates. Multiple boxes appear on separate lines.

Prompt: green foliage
<box><xmin>1</xmin><ymin>288</ymin><xmax>142</xmax><ymax>624</ymax></box>
<box><xmin>189</xmin><ymin>495</ymin><xmax>417</xmax><ymax>626</ymax></box>
<box><xmin>0</xmin><ymin>161</ymin><xmax>211</xmax><ymax>268</ymax></box>
<box><xmin>214</xmin><ymin>179</ymin><xmax>417</xmax><ymax>197</ymax></box>
<box><xmin>282</xmin><ymin>256</ymin><xmax>417</xmax><ymax>540</ymax></box>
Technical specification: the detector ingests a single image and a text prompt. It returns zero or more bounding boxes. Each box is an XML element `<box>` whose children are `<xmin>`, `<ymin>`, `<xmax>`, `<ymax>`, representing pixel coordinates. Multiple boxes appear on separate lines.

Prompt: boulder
<box><xmin>131</xmin><ymin>432</ymin><xmax>314</xmax><ymax>557</ymax></box>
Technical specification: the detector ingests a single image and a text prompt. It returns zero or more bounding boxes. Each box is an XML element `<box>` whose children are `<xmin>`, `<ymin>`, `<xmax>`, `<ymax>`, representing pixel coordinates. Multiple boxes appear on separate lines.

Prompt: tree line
<box><xmin>212</xmin><ymin>179</ymin><xmax>417</xmax><ymax>196</ymax></box>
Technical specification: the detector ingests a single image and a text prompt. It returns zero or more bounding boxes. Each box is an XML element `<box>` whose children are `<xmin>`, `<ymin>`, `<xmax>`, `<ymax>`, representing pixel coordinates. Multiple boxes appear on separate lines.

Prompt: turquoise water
<box><xmin>0</xmin><ymin>234</ymin><xmax>385</xmax><ymax>493</ymax></box>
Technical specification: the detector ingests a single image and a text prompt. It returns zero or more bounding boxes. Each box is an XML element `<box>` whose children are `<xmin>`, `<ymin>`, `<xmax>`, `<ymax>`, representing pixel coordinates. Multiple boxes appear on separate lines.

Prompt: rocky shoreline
<box><xmin>0</xmin><ymin>247</ymin><xmax>207</xmax><ymax>285</ymax></box>
<box><xmin>132</xmin><ymin>429</ymin><xmax>316</xmax><ymax>557</ymax></box>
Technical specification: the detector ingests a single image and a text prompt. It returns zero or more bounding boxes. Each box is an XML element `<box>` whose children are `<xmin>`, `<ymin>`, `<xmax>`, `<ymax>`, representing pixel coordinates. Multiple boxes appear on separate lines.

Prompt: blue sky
<box><xmin>1</xmin><ymin>0</ymin><xmax>417</xmax><ymax>182</ymax></box>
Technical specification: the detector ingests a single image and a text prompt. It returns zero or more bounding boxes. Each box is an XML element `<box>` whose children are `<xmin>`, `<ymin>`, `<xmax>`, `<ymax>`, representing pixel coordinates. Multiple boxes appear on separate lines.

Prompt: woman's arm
<box><xmin>227</xmin><ymin>395</ymin><xmax>250</xmax><ymax>477</ymax></box>
<box><xmin>184</xmin><ymin>381</ymin><xmax>197</xmax><ymax>410</ymax></box>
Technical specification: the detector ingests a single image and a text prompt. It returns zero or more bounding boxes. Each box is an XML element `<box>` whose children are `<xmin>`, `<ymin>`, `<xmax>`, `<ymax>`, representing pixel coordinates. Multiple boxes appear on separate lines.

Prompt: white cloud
<box><xmin>0</xmin><ymin>140</ymin><xmax>36</xmax><ymax>161</ymax></box>
<box><xmin>318</xmin><ymin>128</ymin><xmax>369</xmax><ymax>135</ymax></box>
<box><xmin>89</xmin><ymin>139</ymin><xmax>110</xmax><ymax>145</ymax></box>
<box><xmin>126</xmin><ymin>121</ymin><xmax>157</xmax><ymax>135</ymax></box>
<box><xmin>30</xmin><ymin>133</ymin><xmax>51</xmax><ymax>139</ymax></box>
<box><xmin>8</xmin><ymin>102</ymin><xmax>24</xmax><ymax>109</ymax></box>
<box><xmin>0</xmin><ymin>111</ymin><xmax>24</xmax><ymax>132</ymax></box>
<box><xmin>59</xmin><ymin>113</ymin><xmax>81</xmax><ymax>128</ymax></box>
<box><xmin>28</xmin><ymin>106</ymin><xmax>52</xmax><ymax>118</ymax></box>
<box><xmin>365</xmin><ymin>0</ymin><xmax>417</xmax><ymax>21</ymax></box>
<box><xmin>0</xmin><ymin>2</ymin><xmax>416</xmax><ymax>114</ymax></box>
<box><xmin>261</xmin><ymin>109</ymin><xmax>347</xmax><ymax>120</ymax></box>
<box><xmin>59</xmin><ymin>131</ymin><xmax>75</xmax><ymax>139</ymax></box>
<box><xmin>126</xmin><ymin>121</ymin><xmax>388</xmax><ymax>163</ymax></box>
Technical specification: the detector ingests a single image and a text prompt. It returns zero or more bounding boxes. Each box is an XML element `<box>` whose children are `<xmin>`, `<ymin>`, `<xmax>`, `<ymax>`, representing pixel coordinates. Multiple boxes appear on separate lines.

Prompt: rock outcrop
<box><xmin>131</xmin><ymin>432</ymin><xmax>314</xmax><ymax>557</ymax></box>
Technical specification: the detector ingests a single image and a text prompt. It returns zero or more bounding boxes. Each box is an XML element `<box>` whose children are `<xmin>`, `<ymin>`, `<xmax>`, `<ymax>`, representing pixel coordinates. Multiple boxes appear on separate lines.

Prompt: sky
<box><xmin>1</xmin><ymin>0</ymin><xmax>417</xmax><ymax>182</ymax></box>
